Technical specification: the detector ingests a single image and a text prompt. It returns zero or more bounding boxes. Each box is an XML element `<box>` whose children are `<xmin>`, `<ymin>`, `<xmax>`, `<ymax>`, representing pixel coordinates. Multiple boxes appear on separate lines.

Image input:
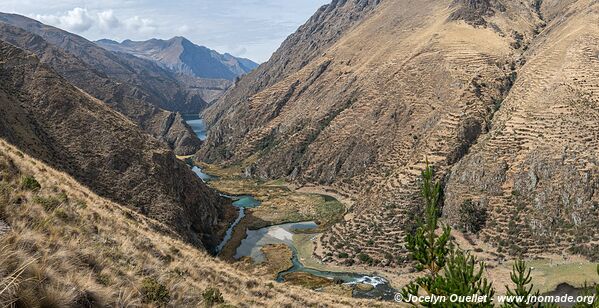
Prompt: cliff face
<box><xmin>0</xmin><ymin>22</ymin><xmax>201</xmax><ymax>155</ymax></box>
<box><xmin>200</xmin><ymin>0</ymin><xmax>599</xmax><ymax>264</ymax></box>
<box><xmin>0</xmin><ymin>41</ymin><xmax>227</xmax><ymax>249</ymax></box>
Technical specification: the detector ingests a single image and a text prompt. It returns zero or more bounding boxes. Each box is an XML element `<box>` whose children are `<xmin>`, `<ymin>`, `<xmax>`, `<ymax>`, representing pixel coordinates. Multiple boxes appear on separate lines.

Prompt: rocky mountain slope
<box><xmin>200</xmin><ymin>0</ymin><xmax>599</xmax><ymax>265</ymax></box>
<box><xmin>0</xmin><ymin>13</ymin><xmax>208</xmax><ymax>114</ymax></box>
<box><xmin>0</xmin><ymin>141</ymin><xmax>378</xmax><ymax>307</ymax></box>
<box><xmin>0</xmin><ymin>21</ymin><xmax>201</xmax><ymax>155</ymax></box>
<box><xmin>97</xmin><ymin>37</ymin><xmax>258</xmax><ymax>81</ymax></box>
<box><xmin>0</xmin><ymin>41</ymin><xmax>227</xmax><ymax>249</ymax></box>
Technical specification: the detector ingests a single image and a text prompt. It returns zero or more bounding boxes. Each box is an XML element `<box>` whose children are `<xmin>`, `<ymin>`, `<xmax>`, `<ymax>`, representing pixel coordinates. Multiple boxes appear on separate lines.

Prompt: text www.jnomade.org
<box><xmin>394</xmin><ymin>293</ymin><xmax>597</xmax><ymax>305</ymax></box>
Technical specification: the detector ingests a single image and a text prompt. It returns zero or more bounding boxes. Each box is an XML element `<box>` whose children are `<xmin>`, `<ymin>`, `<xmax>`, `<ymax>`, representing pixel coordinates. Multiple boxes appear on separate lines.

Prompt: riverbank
<box><xmin>185</xmin><ymin>160</ymin><xmax>598</xmax><ymax>300</ymax></box>
<box><xmin>196</xmin><ymin>162</ymin><xmax>345</xmax><ymax>258</ymax></box>
<box><xmin>189</xmin><ymin>161</ymin><xmax>407</xmax><ymax>299</ymax></box>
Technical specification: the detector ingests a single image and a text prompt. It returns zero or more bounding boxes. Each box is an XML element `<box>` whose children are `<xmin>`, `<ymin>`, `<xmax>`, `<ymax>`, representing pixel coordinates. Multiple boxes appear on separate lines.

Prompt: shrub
<box><xmin>21</xmin><ymin>176</ymin><xmax>41</xmax><ymax>191</ymax></box>
<box><xmin>357</xmin><ymin>253</ymin><xmax>371</xmax><ymax>263</ymax></box>
<box><xmin>338</xmin><ymin>252</ymin><xmax>349</xmax><ymax>258</ymax></box>
<box><xmin>458</xmin><ymin>199</ymin><xmax>487</xmax><ymax>234</ymax></box>
<box><xmin>202</xmin><ymin>287</ymin><xmax>224</xmax><ymax>307</ymax></box>
<box><xmin>141</xmin><ymin>277</ymin><xmax>170</xmax><ymax>305</ymax></box>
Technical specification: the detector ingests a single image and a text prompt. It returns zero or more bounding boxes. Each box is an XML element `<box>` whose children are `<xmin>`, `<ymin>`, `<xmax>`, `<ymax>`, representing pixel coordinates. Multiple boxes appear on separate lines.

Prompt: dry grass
<box><xmin>0</xmin><ymin>139</ymin><xmax>388</xmax><ymax>307</ymax></box>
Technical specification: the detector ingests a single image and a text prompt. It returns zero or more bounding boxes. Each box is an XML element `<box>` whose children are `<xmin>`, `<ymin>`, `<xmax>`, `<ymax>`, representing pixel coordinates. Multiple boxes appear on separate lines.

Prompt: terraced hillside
<box><xmin>0</xmin><ymin>141</ymin><xmax>381</xmax><ymax>307</ymax></box>
<box><xmin>200</xmin><ymin>0</ymin><xmax>598</xmax><ymax>265</ymax></box>
<box><xmin>0</xmin><ymin>41</ymin><xmax>226</xmax><ymax>249</ymax></box>
<box><xmin>443</xmin><ymin>0</ymin><xmax>599</xmax><ymax>260</ymax></box>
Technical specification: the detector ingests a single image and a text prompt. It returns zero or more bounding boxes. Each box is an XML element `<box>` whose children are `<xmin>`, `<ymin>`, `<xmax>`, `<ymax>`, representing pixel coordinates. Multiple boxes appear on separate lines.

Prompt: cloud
<box><xmin>122</xmin><ymin>16</ymin><xmax>157</xmax><ymax>34</ymax></box>
<box><xmin>97</xmin><ymin>10</ymin><xmax>121</xmax><ymax>30</ymax></box>
<box><xmin>34</xmin><ymin>7</ymin><xmax>159</xmax><ymax>35</ymax></box>
<box><xmin>36</xmin><ymin>8</ymin><xmax>95</xmax><ymax>32</ymax></box>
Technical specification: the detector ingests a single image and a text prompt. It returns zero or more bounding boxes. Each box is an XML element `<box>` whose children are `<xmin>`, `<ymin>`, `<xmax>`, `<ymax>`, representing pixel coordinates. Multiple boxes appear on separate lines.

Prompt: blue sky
<box><xmin>1</xmin><ymin>0</ymin><xmax>329</xmax><ymax>62</ymax></box>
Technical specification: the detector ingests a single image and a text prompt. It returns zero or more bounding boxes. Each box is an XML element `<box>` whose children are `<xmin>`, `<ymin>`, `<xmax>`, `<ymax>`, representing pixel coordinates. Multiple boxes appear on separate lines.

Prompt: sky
<box><xmin>0</xmin><ymin>0</ymin><xmax>330</xmax><ymax>63</ymax></box>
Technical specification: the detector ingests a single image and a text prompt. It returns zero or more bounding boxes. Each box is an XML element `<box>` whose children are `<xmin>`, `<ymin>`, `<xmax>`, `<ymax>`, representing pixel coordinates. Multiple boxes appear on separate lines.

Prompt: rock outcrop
<box><xmin>0</xmin><ymin>41</ymin><xmax>227</xmax><ymax>249</ymax></box>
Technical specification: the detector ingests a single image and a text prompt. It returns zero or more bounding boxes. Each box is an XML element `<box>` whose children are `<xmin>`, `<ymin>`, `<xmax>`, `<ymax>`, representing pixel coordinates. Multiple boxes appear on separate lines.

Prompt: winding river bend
<box><xmin>215</xmin><ymin>194</ymin><xmax>260</xmax><ymax>253</ymax></box>
<box><xmin>185</xmin><ymin>116</ymin><xmax>397</xmax><ymax>300</ymax></box>
<box><xmin>234</xmin><ymin>221</ymin><xmax>397</xmax><ymax>300</ymax></box>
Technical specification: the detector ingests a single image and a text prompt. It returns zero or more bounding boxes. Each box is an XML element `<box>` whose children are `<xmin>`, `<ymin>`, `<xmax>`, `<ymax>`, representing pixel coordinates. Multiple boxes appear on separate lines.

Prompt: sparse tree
<box><xmin>400</xmin><ymin>162</ymin><xmax>494</xmax><ymax>307</ymax></box>
<box><xmin>502</xmin><ymin>259</ymin><xmax>558</xmax><ymax>307</ymax></box>
<box><xmin>459</xmin><ymin>199</ymin><xmax>487</xmax><ymax>234</ymax></box>
<box><xmin>404</xmin><ymin>162</ymin><xmax>451</xmax><ymax>276</ymax></box>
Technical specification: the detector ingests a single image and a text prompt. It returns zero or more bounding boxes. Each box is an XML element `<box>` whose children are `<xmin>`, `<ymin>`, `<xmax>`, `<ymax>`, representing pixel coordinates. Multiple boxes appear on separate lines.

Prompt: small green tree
<box><xmin>404</xmin><ymin>162</ymin><xmax>451</xmax><ymax>276</ymax></box>
<box><xmin>502</xmin><ymin>259</ymin><xmax>558</xmax><ymax>307</ymax></box>
<box><xmin>400</xmin><ymin>162</ymin><xmax>494</xmax><ymax>307</ymax></box>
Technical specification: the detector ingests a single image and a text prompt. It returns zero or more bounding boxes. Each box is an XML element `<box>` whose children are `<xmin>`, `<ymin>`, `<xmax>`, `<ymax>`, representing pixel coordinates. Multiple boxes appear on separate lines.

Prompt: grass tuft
<box><xmin>20</xmin><ymin>176</ymin><xmax>40</xmax><ymax>191</ymax></box>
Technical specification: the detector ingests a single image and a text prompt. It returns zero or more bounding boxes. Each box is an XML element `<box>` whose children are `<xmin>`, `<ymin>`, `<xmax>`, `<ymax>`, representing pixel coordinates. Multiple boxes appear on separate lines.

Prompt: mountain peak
<box><xmin>97</xmin><ymin>37</ymin><xmax>258</xmax><ymax>80</ymax></box>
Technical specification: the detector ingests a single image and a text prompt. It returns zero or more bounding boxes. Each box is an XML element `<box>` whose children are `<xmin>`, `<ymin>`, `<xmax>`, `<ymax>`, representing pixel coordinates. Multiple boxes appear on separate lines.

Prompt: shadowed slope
<box><xmin>0</xmin><ymin>41</ymin><xmax>226</xmax><ymax>249</ymax></box>
<box><xmin>0</xmin><ymin>141</ymin><xmax>382</xmax><ymax>307</ymax></box>
<box><xmin>0</xmin><ymin>22</ymin><xmax>201</xmax><ymax>155</ymax></box>
<box><xmin>0</xmin><ymin>13</ymin><xmax>207</xmax><ymax>114</ymax></box>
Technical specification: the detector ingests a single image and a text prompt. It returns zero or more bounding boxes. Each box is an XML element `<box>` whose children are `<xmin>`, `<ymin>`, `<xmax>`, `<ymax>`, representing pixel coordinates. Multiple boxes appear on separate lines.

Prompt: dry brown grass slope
<box><xmin>199</xmin><ymin>0</ymin><xmax>549</xmax><ymax>265</ymax></box>
<box><xmin>0</xmin><ymin>140</ymin><xmax>385</xmax><ymax>307</ymax></box>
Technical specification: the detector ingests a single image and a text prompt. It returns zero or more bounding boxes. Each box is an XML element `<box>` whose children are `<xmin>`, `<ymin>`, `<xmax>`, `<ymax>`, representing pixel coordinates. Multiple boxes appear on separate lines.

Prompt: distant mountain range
<box><xmin>96</xmin><ymin>37</ymin><xmax>259</xmax><ymax>81</ymax></box>
<box><xmin>0</xmin><ymin>12</ymin><xmax>206</xmax><ymax>155</ymax></box>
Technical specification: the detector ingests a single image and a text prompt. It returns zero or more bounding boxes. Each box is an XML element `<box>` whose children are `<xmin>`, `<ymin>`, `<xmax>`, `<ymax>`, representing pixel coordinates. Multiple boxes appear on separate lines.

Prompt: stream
<box><xmin>214</xmin><ymin>194</ymin><xmax>261</xmax><ymax>254</ymax></box>
<box><xmin>182</xmin><ymin>113</ymin><xmax>207</xmax><ymax>141</ymax></box>
<box><xmin>233</xmin><ymin>221</ymin><xmax>397</xmax><ymax>300</ymax></box>
<box><xmin>187</xmin><ymin>160</ymin><xmax>397</xmax><ymax>299</ymax></box>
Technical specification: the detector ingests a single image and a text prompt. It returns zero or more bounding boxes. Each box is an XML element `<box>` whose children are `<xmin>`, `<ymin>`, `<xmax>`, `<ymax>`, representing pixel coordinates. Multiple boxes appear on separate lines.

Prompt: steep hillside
<box><xmin>443</xmin><ymin>0</ymin><xmax>599</xmax><ymax>260</ymax></box>
<box><xmin>0</xmin><ymin>22</ymin><xmax>201</xmax><ymax>155</ymax></box>
<box><xmin>200</xmin><ymin>0</ymin><xmax>598</xmax><ymax>265</ymax></box>
<box><xmin>0</xmin><ymin>41</ymin><xmax>226</xmax><ymax>249</ymax></box>
<box><xmin>0</xmin><ymin>13</ymin><xmax>207</xmax><ymax>114</ymax></box>
<box><xmin>97</xmin><ymin>37</ymin><xmax>258</xmax><ymax>81</ymax></box>
<box><xmin>0</xmin><ymin>141</ymin><xmax>379</xmax><ymax>307</ymax></box>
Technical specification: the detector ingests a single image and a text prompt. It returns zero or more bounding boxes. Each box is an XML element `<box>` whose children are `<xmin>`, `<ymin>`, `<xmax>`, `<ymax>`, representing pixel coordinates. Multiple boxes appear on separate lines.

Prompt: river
<box><xmin>184</xmin><ymin>116</ymin><xmax>586</xmax><ymax>303</ymax></box>
<box><xmin>182</xmin><ymin>113</ymin><xmax>207</xmax><ymax>141</ymax></box>
<box><xmin>188</xmin><ymin>163</ymin><xmax>397</xmax><ymax>299</ymax></box>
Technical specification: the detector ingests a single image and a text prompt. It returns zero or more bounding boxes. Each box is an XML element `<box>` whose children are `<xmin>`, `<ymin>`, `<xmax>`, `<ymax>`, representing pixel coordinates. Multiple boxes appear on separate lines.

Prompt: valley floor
<box><xmin>195</xmin><ymin>160</ymin><xmax>599</xmax><ymax>299</ymax></box>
